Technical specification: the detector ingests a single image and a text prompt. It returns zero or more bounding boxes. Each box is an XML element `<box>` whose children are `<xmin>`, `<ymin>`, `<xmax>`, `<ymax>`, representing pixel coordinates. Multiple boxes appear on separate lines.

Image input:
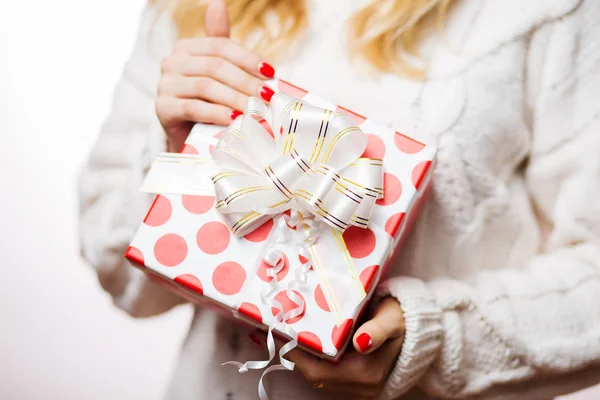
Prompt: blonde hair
<box><xmin>154</xmin><ymin>0</ymin><xmax>453</xmax><ymax>78</ymax></box>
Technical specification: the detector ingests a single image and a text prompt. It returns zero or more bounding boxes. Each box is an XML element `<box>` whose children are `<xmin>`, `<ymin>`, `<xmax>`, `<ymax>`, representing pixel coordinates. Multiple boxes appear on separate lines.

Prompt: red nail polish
<box><xmin>230</xmin><ymin>110</ymin><xmax>243</xmax><ymax>120</ymax></box>
<box><xmin>356</xmin><ymin>333</ymin><xmax>372</xmax><ymax>353</ymax></box>
<box><xmin>258</xmin><ymin>61</ymin><xmax>275</xmax><ymax>78</ymax></box>
<box><xmin>260</xmin><ymin>86</ymin><xmax>275</xmax><ymax>102</ymax></box>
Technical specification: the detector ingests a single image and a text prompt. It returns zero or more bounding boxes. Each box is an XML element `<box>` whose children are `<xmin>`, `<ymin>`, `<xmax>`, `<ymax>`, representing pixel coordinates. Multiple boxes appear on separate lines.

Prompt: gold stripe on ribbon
<box><xmin>349</xmin><ymin>158</ymin><xmax>384</xmax><ymax>167</ymax></box>
<box><xmin>295</xmin><ymin>189</ymin><xmax>322</xmax><ymax>205</ymax></box>
<box><xmin>265</xmin><ymin>165</ymin><xmax>293</xmax><ymax>198</ymax></box>
<box><xmin>295</xmin><ymin>189</ymin><xmax>349</xmax><ymax>231</ymax></box>
<box><xmin>321</xmin><ymin>126</ymin><xmax>362</xmax><ymax>163</ymax></box>
<box><xmin>341</xmin><ymin>177</ymin><xmax>380</xmax><ymax>198</ymax></box>
<box><xmin>227</xmin><ymin>128</ymin><xmax>243</xmax><ymax>138</ymax></box>
<box><xmin>231</xmin><ymin>211</ymin><xmax>261</xmax><ymax>235</ymax></box>
<box><xmin>212</xmin><ymin>172</ymin><xmax>247</xmax><ymax>184</ymax></box>
<box><xmin>246</xmin><ymin>109</ymin><xmax>267</xmax><ymax>121</ymax></box>
<box><xmin>335</xmin><ymin>181</ymin><xmax>363</xmax><ymax>203</ymax></box>
<box><xmin>156</xmin><ymin>155</ymin><xmax>216</xmax><ymax>165</ymax></box>
<box><xmin>218</xmin><ymin>186</ymin><xmax>276</xmax><ymax>206</ymax></box>
<box><xmin>214</xmin><ymin>145</ymin><xmax>255</xmax><ymax>167</ymax></box>
<box><xmin>331</xmin><ymin>227</ymin><xmax>367</xmax><ymax>298</ymax></box>
<box><xmin>309</xmin><ymin>109</ymin><xmax>333</xmax><ymax>164</ymax></box>
<box><xmin>139</xmin><ymin>185</ymin><xmax>215</xmax><ymax>195</ymax></box>
<box><xmin>297</xmin><ymin>213</ymin><xmax>344</xmax><ymax>326</ymax></box>
<box><xmin>282</xmin><ymin>101</ymin><xmax>303</xmax><ymax>154</ymax></box>
<box><xmin>290</xmin><ymin>149</ymin><xmax>310</xmax><ymax>173</ymax></box>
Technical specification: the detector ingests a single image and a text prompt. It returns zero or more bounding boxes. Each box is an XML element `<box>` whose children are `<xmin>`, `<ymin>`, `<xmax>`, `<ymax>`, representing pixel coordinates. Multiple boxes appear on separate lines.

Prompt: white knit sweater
<box><xmin>79</xmin><ymin>0</ymin><xmax>600</xmax><ymax>399</ymax></box>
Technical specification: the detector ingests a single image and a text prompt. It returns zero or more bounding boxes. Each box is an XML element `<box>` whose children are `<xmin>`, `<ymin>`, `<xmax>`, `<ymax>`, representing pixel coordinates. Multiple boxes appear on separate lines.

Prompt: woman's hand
<box><xmin>287</xmin><ymin>297</ymin><xmax>405</xmax><ymax>399</ymax></box>
<box><xmin>156</xmin><ymin>0</ymin><xmax>275</xmax><ymax>152</ymax></box>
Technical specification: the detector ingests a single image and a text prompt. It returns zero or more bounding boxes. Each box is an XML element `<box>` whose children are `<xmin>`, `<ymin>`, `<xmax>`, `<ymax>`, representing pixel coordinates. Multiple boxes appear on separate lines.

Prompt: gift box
<box><xmin>126</xmin><ymin>78</ymin><xmax>436</xmax><ymax>362</ymax></box>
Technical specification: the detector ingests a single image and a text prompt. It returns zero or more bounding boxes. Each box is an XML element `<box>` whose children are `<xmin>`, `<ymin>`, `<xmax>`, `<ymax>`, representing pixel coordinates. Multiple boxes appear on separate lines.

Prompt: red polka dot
<box><xmin>259</xmin><ymin>118</ymin><xmax>275</xmax><ymax>138</ymax></box>
<box><xmin>385</xmin><ymin>212</ymin><xmax>405</xmax><ymax>237</ymax></box>
<box><xmin>298</xmin><ymin>331</ymin><xmax>323</xmax><ymax>353</ymax></box>
<box><xmin>181</xmin><ymin>144</ymin><xmax>199</xmax><ymax>154</ymax></box>
<box><xmin>298</xmin><ymin>254</ymin><xmax>313</xmax><ymax>270</ymax></box>
<box><xmin>395</xmin><ymin>132</ymin><xmax>425</xmax><ymax>154</ymax></box>
<box><xmin>412</xmin><ymin>161</ymin><xmax>432</xmax><ymax>190</ymax></box>
<box><xmin>125</xmin><ymin>246</ymin><xmax>144</xmax><ymax>266</ymax></box>
<box><xmin>182</xmin><ymin>195</ymin><xmax>215</xmax><ymax>214</ymax></box>
<box><xmin>361</xmin><ymin>134</ymin><xmax>386</xmax><ymax>159</ymax></box>
<box><xmin>331</xmin><ymin>319</ymin><xmax>354</xmax><ymax>351</ymax></box>
<box><xmin>239</xmin><ymin>302</ymin><xmax>262</xmax><ymax>323</ymax></box>
<box><xmin>359</xmin><ymin>265</ymin><xmax>379</xmax><ymax>293</ymax></box>
<box><xmin>257</xmin><ymin>252</ymin><xmax>289</xmax><ymax>283</ymax></box>
<box><xmin>336</xmin><ymin>106</ymin><xmax>366</xmax><ymax>125</ymax></box>
<box><xmin>197</xmin><ymin>222</ymin><xmax>230</xmax><ymax>254</ymax></box>
<box><xmin>212</xmin><ymin>262</ymin><xmax>246</xmax><ymax>295</ymax></box>
<box><xmin>342</xmin><ymin>226</ymin><xmax>376</xmax><ymax>259</ymax></box>
<box><xmin>376</xmin><ymin>173</ymin><xmax>402</xmax><ymax>206</ymax></box>
<box><xmin>154</xmin><ymin>234</ymin><xmax>188</xmax><ymax>267</ymax></box>
<box><xmin>174</xmin><ymin>274</ymin><xmax>203</xmax><ymax>295</ymax></box>
<box><xmin>244</xmin><ymin>219</ymin><xmax>274</xmax><ymax>243</ymax></box>
<box><xmin>144</xmin><ymin>195</ymin><xmax>172</xmax><ymax>227</ymax></box>
<box><xmin>209</xmin><ymin>130</ymin><xmax>226</xmax><ymax>153</ymax></box>
<box><xmin>314</xmin><ymin>284</ymin><xmax>330</xmax><ymax>312</ymax></box>
<box><xmin>277</xmin><ymin>80</ymin><xmax>308</xmax><ymax>99</ymax></box>
<box><xmin>271</xmin><ymin>290</ymin><xmax>306</xmax><ymax>324</ymax></box>
<box><xmin>298</xmin><ymin>254</ymin><xmax>309</xmax><ymax>265</ymax></box>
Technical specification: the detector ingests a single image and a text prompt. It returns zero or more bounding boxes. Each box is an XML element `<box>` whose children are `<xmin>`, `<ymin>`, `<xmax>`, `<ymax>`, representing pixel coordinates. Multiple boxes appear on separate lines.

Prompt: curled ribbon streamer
<box><xmin>223</xmin><ymin>215</ymin><xmax>307</xmax><ymax>400</ymax></box>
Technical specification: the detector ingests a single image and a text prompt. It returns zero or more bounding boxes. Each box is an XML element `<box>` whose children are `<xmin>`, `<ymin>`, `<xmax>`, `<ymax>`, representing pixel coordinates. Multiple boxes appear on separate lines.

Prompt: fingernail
<box><xmin>230</xmin><ymin>110</ymin><xmax>243</xmax><ymax>120</ymax></box>
<box><xmin>258</xmin><ymin>61</ymin><xmax>275</xmax><ymax>78</ymax></box>
<box><xmin>356</xmin><ymin>333</ymin><xmax>372</xmax><ymax>353</ymax></box>
<box><xmin>260</xmin><ymin>86</ymin><xmax>275</xmax><ymax>102</ymax></box>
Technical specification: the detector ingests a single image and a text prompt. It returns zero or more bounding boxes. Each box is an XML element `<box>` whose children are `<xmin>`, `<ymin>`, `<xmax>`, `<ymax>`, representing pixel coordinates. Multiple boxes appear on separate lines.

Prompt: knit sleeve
<box><xmin>377</xmin><ymin>1</ymin><xmax>600</xmax><ymax>398</ymax></box>
<box><xmin>78</xmin><ymin>5</ymin><xmax>185</xmax><ymax>317</ymax></box>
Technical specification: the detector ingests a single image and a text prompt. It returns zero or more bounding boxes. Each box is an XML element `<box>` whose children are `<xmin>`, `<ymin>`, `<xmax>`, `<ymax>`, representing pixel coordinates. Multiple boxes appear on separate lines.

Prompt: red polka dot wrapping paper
<box><xmin>126</xmin><ymin>78</ymin><xmax>437</xmax><ymax>361</ymax></box>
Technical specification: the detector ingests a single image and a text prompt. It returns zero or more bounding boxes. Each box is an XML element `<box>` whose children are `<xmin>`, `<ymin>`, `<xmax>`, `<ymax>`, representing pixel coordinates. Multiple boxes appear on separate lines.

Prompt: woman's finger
<box><xmin>204</xmin><ymin>0</ymin><xmax>230</xmax><ymax>38</ymax></box>
<box><xmin>174</xmin><ymin>37</ymin><xmax>273</xmax><ymax>79</ymax></box>
<box><xmin>352</xmin><ymin>297</ymin><xmax>405</xmax><ymax>354</ymax></box>
<box><xmin>156</xmin><ymin>96</ymin><xmax>234</xmax><ymax>126</ymax></box>
<box><xmin>159</xmin><ymin>75</ymin><xmax>249</xmax><ymax>113</ymax></box>
<box><xmin>164</xmin><ymin>55</ymin><xmax>264</xmax><ymax>98</ymax></box>
<box><xmin>288</xmin><ymin>349</ymin><xmax>388</xmax><ymax>397</ymax></box>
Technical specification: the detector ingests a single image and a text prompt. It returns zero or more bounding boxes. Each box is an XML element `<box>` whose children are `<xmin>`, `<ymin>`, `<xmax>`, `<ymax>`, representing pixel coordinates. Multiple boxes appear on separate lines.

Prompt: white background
<box><xmin>0</xmin><ymin>0</ymin><xmax>598</xmax><ymax>399</ymax></box>
<box><xmin>0</xmin><ymin>1</ymin><xmax>192</xmax><ymax>399</ymax></box>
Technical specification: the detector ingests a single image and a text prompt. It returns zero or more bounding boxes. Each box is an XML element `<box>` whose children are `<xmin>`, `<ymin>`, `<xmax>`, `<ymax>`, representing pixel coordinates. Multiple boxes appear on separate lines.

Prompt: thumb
<box><xmin>353</xmin><ymin>297</ymin><xmax>405</xmax><ymax>355</ymax></box>
<box><xmin>205</xmin><ymin>0</ymin><xmax>230</xmax><ymax>38</ymax></box>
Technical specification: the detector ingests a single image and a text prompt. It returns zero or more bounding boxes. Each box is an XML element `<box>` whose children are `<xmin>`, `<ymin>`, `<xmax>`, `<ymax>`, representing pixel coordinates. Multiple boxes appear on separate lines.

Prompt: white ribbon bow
<box><xmin>211</xmin><ymin>92</ymin><xmax>384</xmax><ymax>237</ymax></box>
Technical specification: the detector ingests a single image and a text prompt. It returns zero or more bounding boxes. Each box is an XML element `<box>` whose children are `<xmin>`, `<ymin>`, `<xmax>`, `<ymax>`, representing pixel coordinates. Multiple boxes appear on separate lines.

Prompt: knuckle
<box><xmin>245</xmin><ymin>78</ymin><xmax>261</xmax><ymax>96</ymax></box>
<box><xmin>194</xmin><ymin>77</ymin><xmax>212</xmax><ymax>95</ymax></box>
<box><xmin>157</xmin><ymin>77</ymin><xmax>168</xmax><ymax>95</ymax></box>
<box><xmin>182</xmin><ymin>100</ymin><xmax>200</xmax><ymax>120</ymax></box>
<box><xmin>209</xmin><ymin>37</ymin><xmax>225</xmax><ymax>54</ymax></box>
<box><xmin>160</xmin><ymin>56</ymin><xmax>173</xmax><ymax>73</ymax></box>
<box><xmin>206</xmin><ymin>56</ymin><xmax>224</xmax><ymax>72</ymax></box>
<box><xmin>155</xmin><ymin>96</ymin><xmax>167</xmax><ymax>114</ymax></box>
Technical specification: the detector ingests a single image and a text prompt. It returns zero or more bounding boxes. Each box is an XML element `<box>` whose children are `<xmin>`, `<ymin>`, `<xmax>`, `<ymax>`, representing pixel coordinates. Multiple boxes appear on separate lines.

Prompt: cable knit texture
<box><xmin>79</xmin><ymin>0</ymin><xmax>600</xmax><ymax>399</ymax></box>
